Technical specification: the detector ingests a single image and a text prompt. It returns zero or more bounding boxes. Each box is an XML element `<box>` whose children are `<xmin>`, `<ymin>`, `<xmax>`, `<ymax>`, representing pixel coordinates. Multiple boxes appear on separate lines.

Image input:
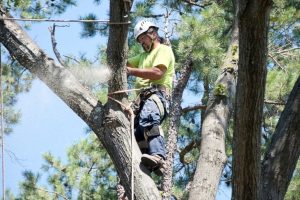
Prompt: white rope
<box><xmin>0</xmin><ymin>17</ymin><xmax>131</xmax><ymax>24</ymax></box>
<box><xmin>130</xmin><ymin>105</ymin><xmax>134</xmax><ymax>200</ymax></box>
<box><xmin>0</xmin><ymin>43</ymin><xmax>6</xmax><ymax>200</ymax></box>
<box><xmin>107</xmin><ymin>96</ymin><xmax>134</xmax><ymax>199</ymax></box>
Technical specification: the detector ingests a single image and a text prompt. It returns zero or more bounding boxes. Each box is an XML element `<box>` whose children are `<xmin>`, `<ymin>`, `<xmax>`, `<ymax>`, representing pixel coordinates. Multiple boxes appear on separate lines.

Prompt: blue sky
<box><xmin>4</xmin><ymin>0</ymin><xmax>108</xmax><ymax>196</ymax></box>
<box><xmin>2</xmin><ymin>1</ymin><xmax>231</xmax><ymax>199</ymax></box>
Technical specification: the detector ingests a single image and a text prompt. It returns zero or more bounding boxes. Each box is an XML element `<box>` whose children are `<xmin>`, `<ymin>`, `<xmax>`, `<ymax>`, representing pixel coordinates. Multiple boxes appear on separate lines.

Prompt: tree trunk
<box><xmin>162</xmin><ymin>59</ymin><xmax>193</xmax><ymax>199</ymax></box>
<box><xmin>98</xmin><ymin>0</ymin><xmax>161</xmax><ymax>199</ymax></box>
<box><xmin>188</xmin><ymin>18</ymin><xmax>239</xmax><ymax>200</ymax></box>
<box><xmin>233</xmin><ymin>0</ymin><xmax>272</xmax><ymax>199</ymax></box>
<box><xmin>261</xmin><ymin>76</ymin><xmax>300</xmax><ymax>200</ymax></box>
<box><xmin>0</xmin><ymin>4</ymin><xmax>161</xmax><ymax>199</ymax></box>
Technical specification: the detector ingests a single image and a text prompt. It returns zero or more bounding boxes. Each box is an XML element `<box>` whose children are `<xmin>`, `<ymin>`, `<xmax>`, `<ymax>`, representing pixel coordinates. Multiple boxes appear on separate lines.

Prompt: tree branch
<box><xmin>33</xmin><ymin>186</ymin><xmax>70</xmax><ymax>200</ymax></box>
<box><xmin>181</xmin><ymin>104</ymin><xmax>207</xmax><ymax>113</ymax></box>
<box><xmin>162</xmin><ymin>58</ymin><xmax>194</xmax><ymax>199</ymax></box>
<box><xmin>262</xmin><ymin>76</ymin><xmax>300</xmax><ymax>200</ymax></box>
<box><xmin>268</xmin><ymin>53</ymin><xmax>286</xmax><ymax>71</ymax></box>
<box><xmin>276</xmin><ymin>47</ymin><xmax>300</xmax><ymax>54</ymax></box>
<box><xmin>183</xmin><ymin>0</ymin><xmax>212</xmax><ymax>8</ymax></box>
<box><xmin>264</xmin><ymin>99</ymin><xmax>286</xmax><ymax>106</ymax></box>
<box><xmin>49</xmin><ymin>24</ymin><xmax>68</xmax><ymax>67</ymax></box>
<box><xmin>0</xmin><ymin>4</ymin><xmax>103</xmax><ymax>148</ymax></box>
<box><xmin>179</xmin><ymin>140</ymin><xmax>198</xmax><ymax>164</ymax></box>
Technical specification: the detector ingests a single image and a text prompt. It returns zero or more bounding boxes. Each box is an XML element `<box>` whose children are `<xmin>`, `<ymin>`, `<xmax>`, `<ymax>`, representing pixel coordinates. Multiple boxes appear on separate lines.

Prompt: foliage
<box><xmin>12</xmin><ymin>134</ymin><xmax>117</xmax><ymax>199</ymax></box>
<box><xmin>15</xmin><ymin>171</ymin><xmax>52</xmax><ymax>200</ymax></box>
<box><xmin>175</xmin><ymin>2</ymin><xmax>230</xmax><ymax>97</ymax></box>
<box><xmin>214</xmin><ymin>83</ymin><xmax>227</xmax><ymax>97</ymax></box>
<box><xmin>3</xmin><ymin>0</ymin><xmax>76</xmax><ymax>18</ymax></box>
<box><xmin>285</xmin><ymin>160</ymin><xmax>300</xmax><ymax>200</ymax></box>
<box><xmin>262</xmin><ymin>0</ymin><xmax>300</xmax><ymax>154</ymax></box>
<box><xmin>5</xmin><ymin>0</ymin><xmax>300</xmax><ymax>198</ymax></box>
<box><xmin>0</xmin><ymin>49</ymin><xmax>33</xmax><ymax>134</ymax></box>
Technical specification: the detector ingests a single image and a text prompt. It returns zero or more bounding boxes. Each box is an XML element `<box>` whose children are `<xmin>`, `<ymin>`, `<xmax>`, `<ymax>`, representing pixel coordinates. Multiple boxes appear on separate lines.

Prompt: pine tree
<box><xmin>1</xmin><ymin>0</ymin><xmax>299</xmax><ymax>199</ymax></box>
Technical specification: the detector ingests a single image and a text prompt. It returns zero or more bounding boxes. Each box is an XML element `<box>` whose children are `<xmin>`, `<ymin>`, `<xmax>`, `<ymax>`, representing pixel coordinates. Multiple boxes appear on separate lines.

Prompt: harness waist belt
<box><xmin>152</xmin><ymin>85</ymin><xmax>170</xmax><ymax>96</ymax></box>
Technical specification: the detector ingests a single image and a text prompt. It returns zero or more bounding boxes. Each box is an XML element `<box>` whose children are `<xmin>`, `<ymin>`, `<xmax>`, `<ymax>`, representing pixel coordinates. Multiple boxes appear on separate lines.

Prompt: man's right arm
<box><xmin>127</xmin><ymin>65</ymin><xmax>167</xmax><ymax>80</ymax></box>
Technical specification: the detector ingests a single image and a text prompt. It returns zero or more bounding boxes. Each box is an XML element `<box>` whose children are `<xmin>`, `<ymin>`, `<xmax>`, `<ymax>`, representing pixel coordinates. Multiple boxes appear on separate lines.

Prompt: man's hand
<box><xmin>126</xmin><ymin>67</ymin><xmax>132</xmax><ymax>76</ymax></box>
<box><xmin>126</xmin><ymin>65</ymin><xmax>166</xmax><ymax>80</ymax></box>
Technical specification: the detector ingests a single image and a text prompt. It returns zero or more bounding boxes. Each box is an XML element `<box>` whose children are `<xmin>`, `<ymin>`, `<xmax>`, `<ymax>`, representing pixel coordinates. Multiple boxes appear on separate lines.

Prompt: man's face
<box><xmin>137</xmin><ymin>33</ymin><xmax>152</xmax><ymax>52</ymax></box>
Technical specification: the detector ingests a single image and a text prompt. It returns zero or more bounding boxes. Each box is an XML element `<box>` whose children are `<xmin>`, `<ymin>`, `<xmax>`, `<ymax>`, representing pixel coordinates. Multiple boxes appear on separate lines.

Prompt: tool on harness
<box><xmin>145</xmin><ymin>125</ymin><xmax>164</xmax><ymax>137</ymax></box>
<box><xmin>144</xmin><ymin>125</ymin><xmax>164</xmax><ymax>142</ymax></box>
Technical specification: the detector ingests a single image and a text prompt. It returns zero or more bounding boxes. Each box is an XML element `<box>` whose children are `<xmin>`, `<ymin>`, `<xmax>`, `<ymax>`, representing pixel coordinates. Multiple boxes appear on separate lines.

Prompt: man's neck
<box><xmin>151</xmin><ymin>40</ymin><xmax>161</xmax><ymax>51</ymax></box>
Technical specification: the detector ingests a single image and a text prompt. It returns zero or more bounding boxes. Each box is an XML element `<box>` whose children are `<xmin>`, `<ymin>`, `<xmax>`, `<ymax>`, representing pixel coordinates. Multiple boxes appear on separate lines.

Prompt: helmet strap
<box><xmin>144</xmin><ymin>33</ymin><xmax>156</xmax><ymax>52</ymax></box>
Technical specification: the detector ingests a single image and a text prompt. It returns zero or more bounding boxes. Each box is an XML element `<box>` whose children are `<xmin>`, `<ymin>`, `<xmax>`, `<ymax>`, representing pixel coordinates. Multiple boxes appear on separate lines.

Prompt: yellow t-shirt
<box><xmin>128</xmin><ymin>44</ymin><xmax>175</xmax><ymax>89</ymax></box>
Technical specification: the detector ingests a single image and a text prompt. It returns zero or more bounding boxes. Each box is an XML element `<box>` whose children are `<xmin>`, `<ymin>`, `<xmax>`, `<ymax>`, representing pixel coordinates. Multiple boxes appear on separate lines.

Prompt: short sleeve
<box><xmin>152</xmin><ymin>46</ymin><xmax>173</xmax><ymax>69</ymax></box>
<box><xmin>127</xmin><ymin>54</ymin><xmax>141</xmax><ymax>68</ymax></box>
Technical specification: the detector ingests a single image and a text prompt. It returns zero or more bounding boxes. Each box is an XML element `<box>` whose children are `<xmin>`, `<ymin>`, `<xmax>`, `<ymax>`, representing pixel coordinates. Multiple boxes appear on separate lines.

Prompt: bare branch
<box><xmin>63</xmin><ymin>55</ymin><xmax>80</xmax><ymax>63</ymax></box>
<box><xmin>143</xmin><ymin>14</ymin><xmax>164</xmax><ymax>18</ymax></box>
<box><xmin>264</xmin><ymin>99</ymin><xmax>286</xmax><ymax>106</ymax></box>
<box><xmin>179</xmin><ymin>140</ymin><xmax>197</xmax><ymax>164</ymax></box>
<box><xmin>276</xmin><ymin>47</ymin><xmax>300</xmax><ymax>54</ymax></box>
<box><xmin>268</xmin><ymin>53</ymin><xmax>286</xmax><ymax>71</ymax></box>
<box><xmin>163</xmin><ymin>8</ymin><xmax>171</xmax><ymax>45</ymax></box>
<box><xmin>181</xmin><ymin>104</ymin><xmax>207</xmax><ymax>114</ymax></box>
<box><xmin>5</xmin><ymin>147</ymin><xmax>26</xmax><ymax>168</ymax></box>
<box><xmin>87</xmin><ymin>161</ymin><xmax>96</xmax><ymax>174</ymax></box>
<box><xmin>49</xmin><ymin>24</ymin><xmax>67</xmax><ymax>67</ymax></box>
<box><xmin>33</xmin><ymin>187</ymin><xmax>70</xmax><ymax>200</ymax></box>
<box><xmin>183</xmin><ymin>0</ymin><xmax>212</xmax><ymax>8</ymax></box>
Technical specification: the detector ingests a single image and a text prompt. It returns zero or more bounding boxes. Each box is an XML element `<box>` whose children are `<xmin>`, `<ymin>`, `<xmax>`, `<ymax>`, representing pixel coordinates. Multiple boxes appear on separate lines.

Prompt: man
<box><xmin>127</xmin><ymin>19</ymin><xmax>175</xmax><ymax>176</ymax></box>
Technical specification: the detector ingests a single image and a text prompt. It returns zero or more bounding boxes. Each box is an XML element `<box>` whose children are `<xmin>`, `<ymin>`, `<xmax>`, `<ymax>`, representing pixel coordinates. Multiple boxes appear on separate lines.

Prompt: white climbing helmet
<box><xmin>134</xmin><ymin>19</ymin><xmax>159</xmax><ymax>40</ymax></box>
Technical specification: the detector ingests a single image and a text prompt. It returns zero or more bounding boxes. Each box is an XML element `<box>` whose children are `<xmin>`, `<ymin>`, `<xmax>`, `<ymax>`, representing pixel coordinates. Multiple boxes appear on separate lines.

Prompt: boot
<box><xmin>141</xmin><ymin>154</ymin><xmax>165</xmax><ymax>176</ymax></box>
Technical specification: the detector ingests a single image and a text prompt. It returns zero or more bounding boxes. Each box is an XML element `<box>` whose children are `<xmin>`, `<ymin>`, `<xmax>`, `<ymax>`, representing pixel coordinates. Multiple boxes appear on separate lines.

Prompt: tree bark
<box><xmin>98</xmin><ymin>0</ymin><xmax>161</xmax><ymax>199</ymax></box>
<box><xmin>261</xmin><ymin>76</ymin><xmax>300</xmax><ymax>200</ymax></box>
<box><xmin>188</xmin><ymin>17</ymin><xmax>239</xmax><ymax>200</ymax></box>
<box><xmin>0</xmin><ymin>3</ymin><xmax>161</xmax><ymax>199</ymax></box>
<box><xmin>233</xmin><ymin>0</ymin><xmax>272</xmax><ymax>199</ymax></box>
<box><xmin>162</xmin><ymin>59</ymin><xmax>193</xmax><ymax>199</ymax></box>
<box><xmin>0</xmin><ymin>7</ymin><xmax>100</xmax><ymax>127</ymax></box>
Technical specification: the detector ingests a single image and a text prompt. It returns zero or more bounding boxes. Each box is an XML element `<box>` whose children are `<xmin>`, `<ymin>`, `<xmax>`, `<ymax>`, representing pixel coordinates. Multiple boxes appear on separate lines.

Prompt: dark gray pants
<box><xmin>134</xmin><ymin>91</ymin><xmax>168</xmax><ymax>159</ymax></box>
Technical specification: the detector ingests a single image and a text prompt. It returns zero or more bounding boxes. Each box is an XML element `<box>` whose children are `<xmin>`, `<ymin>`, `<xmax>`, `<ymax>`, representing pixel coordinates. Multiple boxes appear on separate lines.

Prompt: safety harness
<box><xmin>133</xmin><ymin>85</ymin><xmax>169</xmax><ymax>120</ymax></box>
<box><xmin>133</xmin><ymin>85</ymin><xmax>170</xmax><ymax>141</ymax></box>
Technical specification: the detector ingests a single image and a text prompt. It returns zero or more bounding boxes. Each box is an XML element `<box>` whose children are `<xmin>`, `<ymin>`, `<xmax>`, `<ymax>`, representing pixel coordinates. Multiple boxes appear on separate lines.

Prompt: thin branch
<box><xmin>276</xmin><ymin>47</ymin><xmax>300</xmax><ymax>54</ymax></box>
<box><xmin>179</xmin><ymin>140</ymin><xmax>198</xmax><ymax>164</ymax></box>
<box><xmin>268</xmin><ymin>53</ymin><xmax>285</xmax><ymax>71</ymax></box>
<box><xmin>143</xmin><ymin>14</ymin><xmax>164</xmax><ymax>18</ymax></box>
<box><xmin>163</xmin><ymin>8</ymin><xmax>171</xmax><ymax>45</ymax></box>
<box><xmin>33</xmin><ymin>186</ymin><xmax>70</xmax><ymax>200</ymax></box>
<box><xmin>4</xmin><ymin>147</ymin><xmax>26</xmax><ymax>168</ymax></box>
<box><xmin>49</xmin><ymin>24</ymin><xmax>67</xmax><ymax>67</ymax></box>
<box><xmin>264</xmin><ymin>99</ymin><xmax>286</xmax><ymax>106</ymax></box>
<box><xmin>183</xmin><ymin>0</ymin><xmax>212</xmax><ymax>8</ymax></box>
<box><xmin>87</xmin><ymin>161</ymin><xmax>96</xmax><ymax>174</ymax></box>
<box><xmin>63</xmin><ymin>55</ymin><xmax>80</xmax><ymax>63</ymax></box>
<box><xmin>181</xmin><ymin>104</ymin><xmax>207</xmax><ymax>114</ymax></box>
<box><xmin>47</xmin><ymin>160</ymin><xmax>67</xmax><ymax>173</ymax></box>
